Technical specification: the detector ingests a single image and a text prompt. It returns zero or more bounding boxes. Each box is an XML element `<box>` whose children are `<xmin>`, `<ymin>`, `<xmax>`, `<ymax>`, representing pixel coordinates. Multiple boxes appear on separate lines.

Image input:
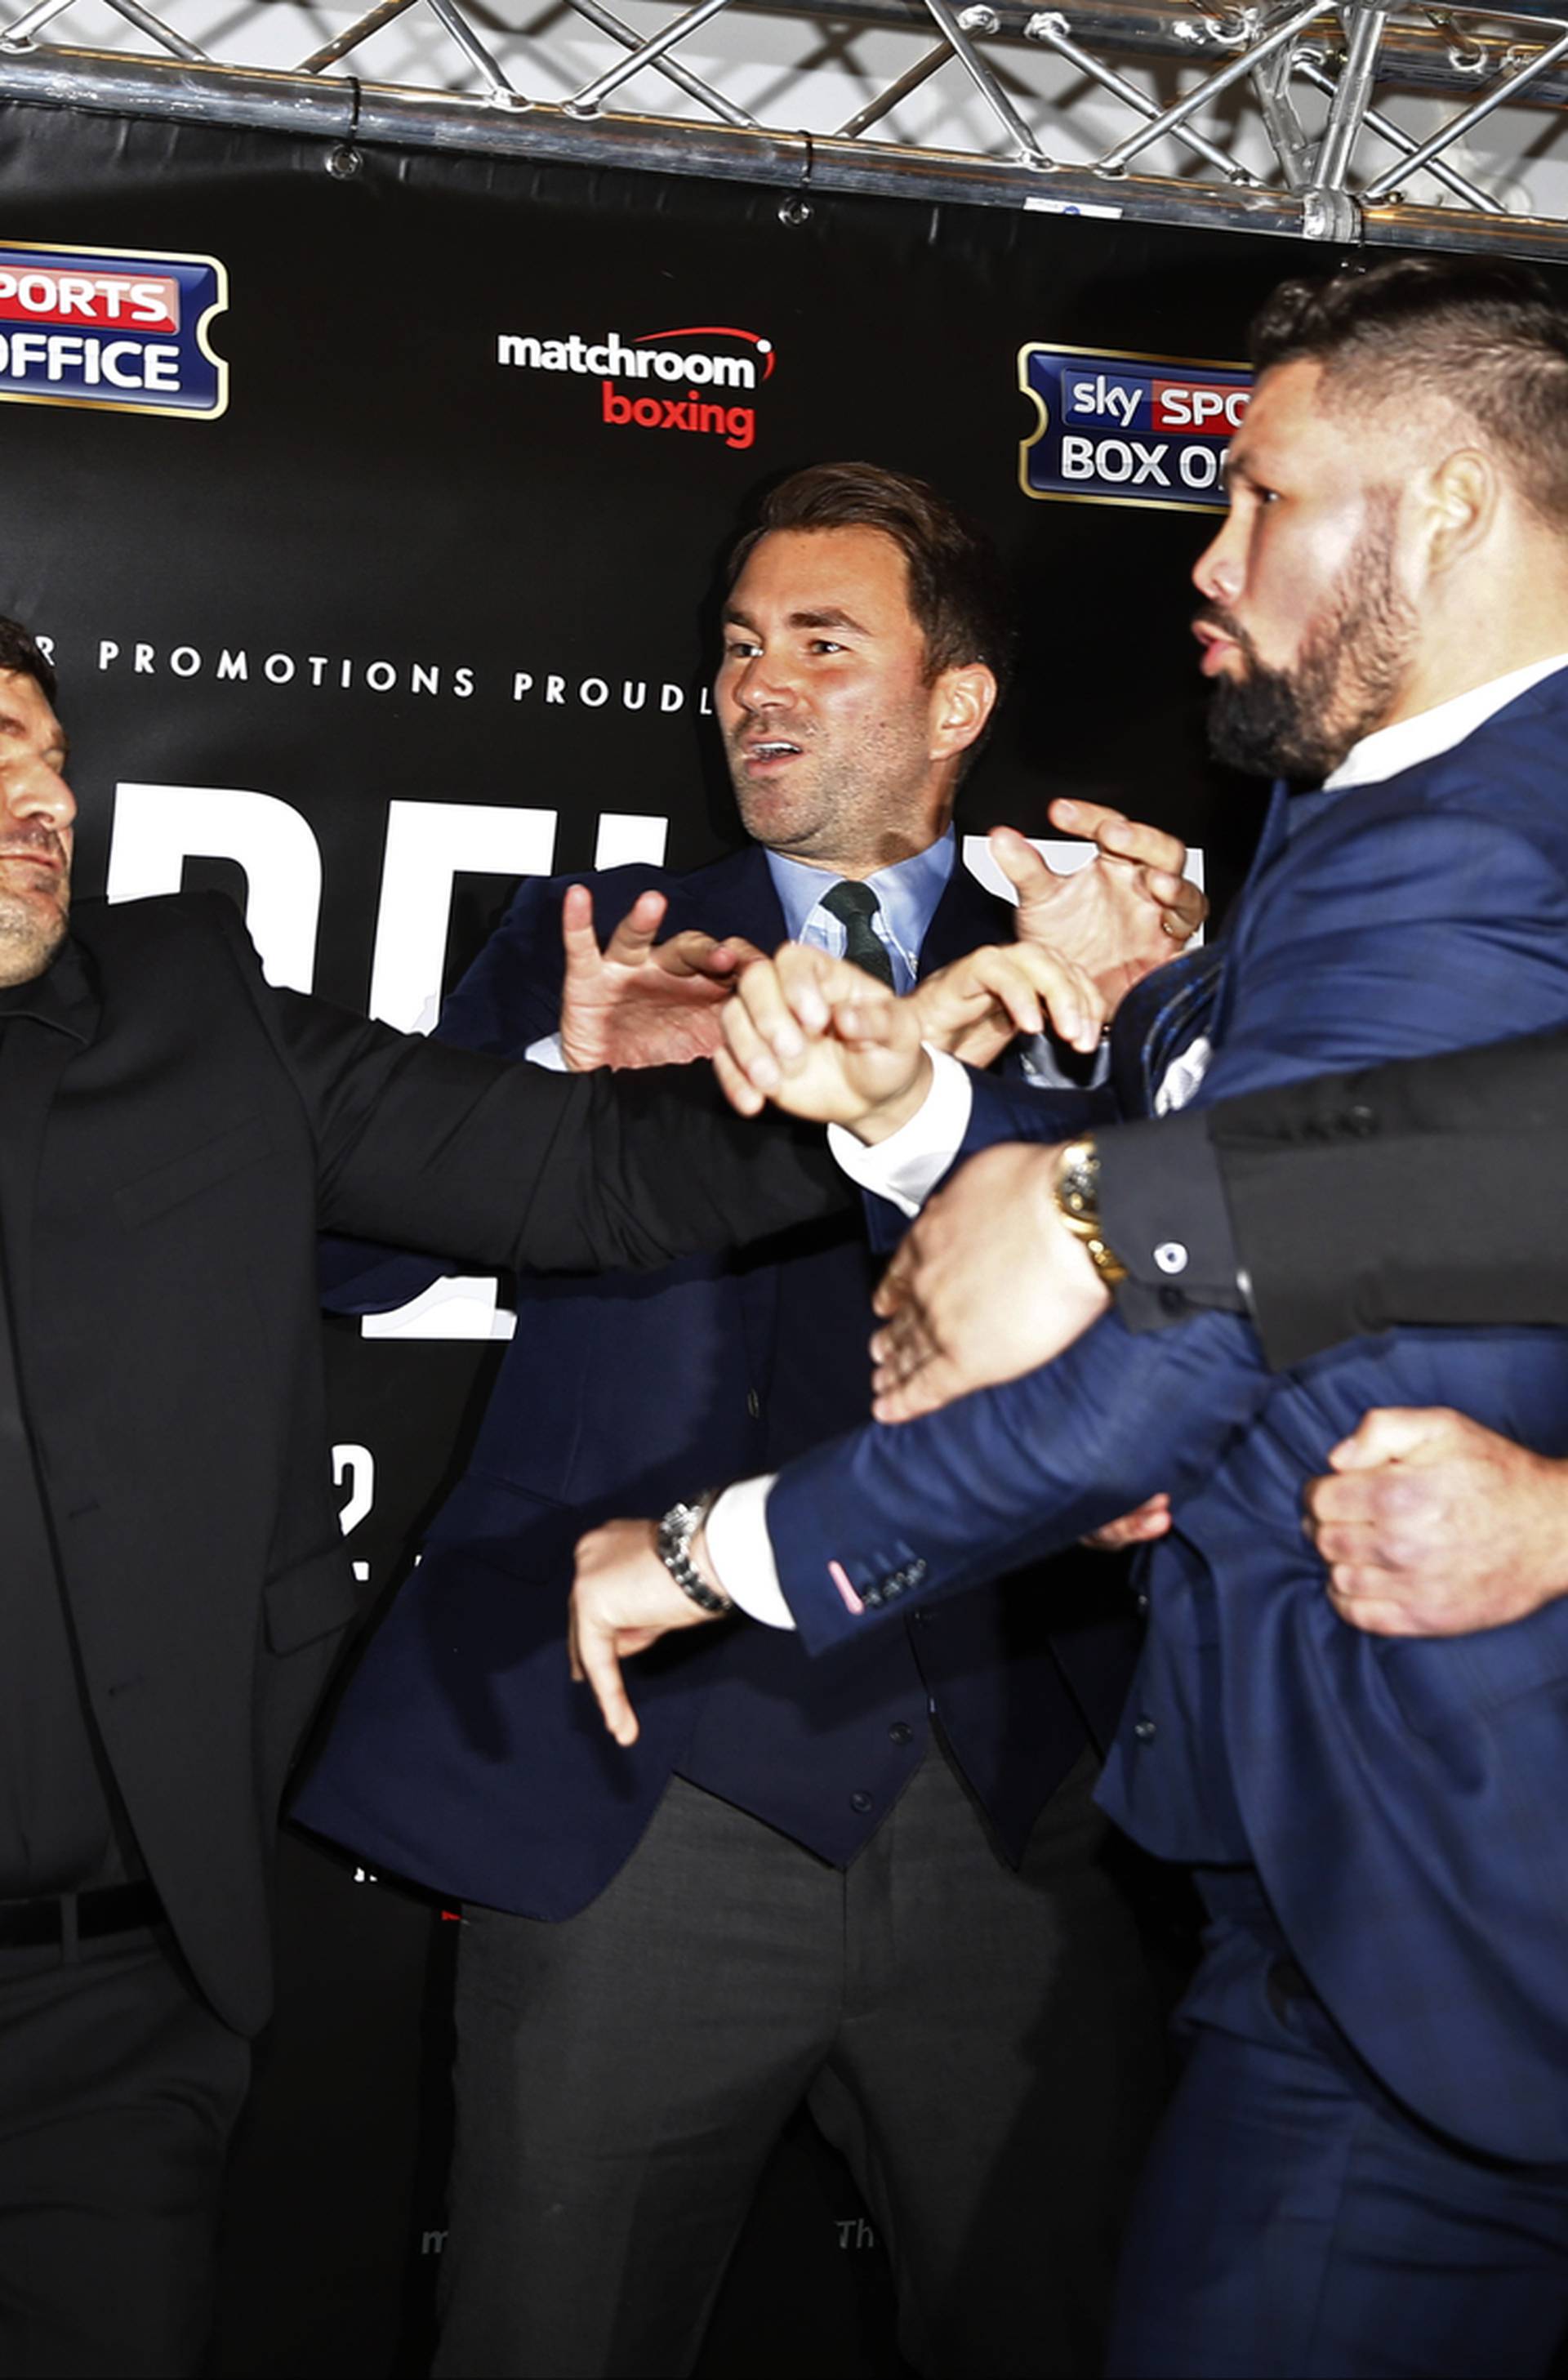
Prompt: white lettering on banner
<box><xmin>368</xmin><ymin>800</ymin><xmax>559</xmax><ymax>1036</ymax></box>
<box><xmin>105</xmin><ymin>784</ymin><xmax>323</xmax><ymax>991</ymax></box>
<box><xmin>333</xmin><ymin>1442</ymin><xmax>376</xmax><ymax>1583</ymax></box>
<box><xmin>594</xmin><ymin>813</ymin><xmax>669</xmax><ymax>869</ymax></box>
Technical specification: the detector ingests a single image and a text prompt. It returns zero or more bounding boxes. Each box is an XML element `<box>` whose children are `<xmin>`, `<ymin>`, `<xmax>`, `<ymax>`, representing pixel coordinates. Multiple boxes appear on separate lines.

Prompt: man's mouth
<box><xmin>1193</xmin><ymin>618</ymin><xmax>1243</xmax><ymax>679</ymax></box>
<box><xmin>0</xmin><ymin>842</ymin><xmax>62</xmax><ymax>875</ymax></box>
<box><xmin>741</xmin><ymin>738</ymin><xmax>804</xmax><ymax>769</ymax></box>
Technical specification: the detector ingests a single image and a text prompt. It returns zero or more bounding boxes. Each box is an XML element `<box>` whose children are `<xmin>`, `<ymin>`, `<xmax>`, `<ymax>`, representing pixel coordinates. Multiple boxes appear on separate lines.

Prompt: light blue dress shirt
<box><xmin>764</xmin><ymin>830</ymin><xmax>956</xmax><ymax>994</ymax></box>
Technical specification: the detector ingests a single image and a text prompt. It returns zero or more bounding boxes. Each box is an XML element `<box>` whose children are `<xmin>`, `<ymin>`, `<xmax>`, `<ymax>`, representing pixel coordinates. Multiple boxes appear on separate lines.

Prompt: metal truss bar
<box><xmin>1362</xmin><ymin>16</ymin><xmax>1568</xmax><ymax>196</ymax></box>
<box><xmin>423</xmin><ymin>0</ymin><xmax>522</xmax><ymax>100</ymax></box>
<box><xmin>297</xmin><ymin>0</ymin><xmax>421</xmax><ymax>76</ymax></box>
<box><xmin>744</xmin><ymin>0</ymin><xmax>1568</xmax><ymax>106</ymax></box>
<box><xmin>566</xmin><ymin>0</ymin><xmax>735</xmax><ymax>112</ymax></box>
<box><xmin>11</xmin><ymin>43</ymin><xmax>1568</xmax><ymax>256</ymax></box>
<box><xmin>564</xmin><ymin>0</ymin><xmax>756</xmax><ymax>127</ymax></box>
<box><xmin>100</xmin><ymin>0</ymin><xmax>210</xmax><ymax>63</ymax></box>
<box><xmin>1097</xmin><ymin>0</ymin><xmax>1330</xmax><ymax>173</ymax></box>
<box><xmin>1249</xmin><ymin>48</ymin><xmax>1315</xmax><ymax>189</ymax></box>
<box><xmin>1312</xmin><ymin>2</ymin><xmax>1385</xmax><ymax>189</ymax></box>
<box><xmin>1</xmin><ymin>0</ymin><xmax>76</xmax><ymax>49</ymax></box>
<box><xmin>1294</xmin><ymin>52</ymin><xmax>1493</xmax><ymax>204</ymax></box>
<box><xmin>920</xmin><ymin>0</ymin><xmax>1049</xmax><ymax>163</ymax></box>
<box><xmin>1026</xmin><ymin>11</ymin><xmax>1253</xmax><ymax>182</ymax></box>
<box><xmin>834</xmin><ymin>33</ymin><xmax>953</xmax><ymax>136</ymax></box>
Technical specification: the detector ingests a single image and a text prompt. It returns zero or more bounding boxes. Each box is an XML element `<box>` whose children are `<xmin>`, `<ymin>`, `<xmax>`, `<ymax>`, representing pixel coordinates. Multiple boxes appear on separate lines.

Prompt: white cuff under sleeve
<box><xmin>524</xmin><ymin>1033</ymin><xmax>569</xmax><ymax>1071</ymax></box>
<box><xmin>826</xmin><ymin>1045</ymin><xmax>974</xmax><ymax>1219</ymax></box>
<box><xmin>704</xmin><ymin>1474</ymin><xmax>793</xmax><ymax>1629</ymax></box>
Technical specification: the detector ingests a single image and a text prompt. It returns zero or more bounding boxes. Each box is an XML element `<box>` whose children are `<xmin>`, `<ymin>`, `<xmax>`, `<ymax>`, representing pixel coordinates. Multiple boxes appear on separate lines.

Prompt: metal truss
<box><xmin>4</xmin><ymin>0</ymin><xmax>1568</xmax><ymax>256</ymax></box>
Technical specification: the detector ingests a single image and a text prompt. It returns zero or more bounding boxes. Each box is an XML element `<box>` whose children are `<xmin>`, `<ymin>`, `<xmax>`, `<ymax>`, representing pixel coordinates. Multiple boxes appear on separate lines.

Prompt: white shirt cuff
<box><xmin>525</xmin><ymin>1032</ymin><xmax>569</xmax><ymax>1071</ymax></box>
<box><xmin>704</xmin><ymin>1474</ymin><xmax>793</xmax><ymax>1629</ymax></box>
<box><xmin>825</xmin><ymin>1045</ymin><xmax>974</xmax><ymax>1219</ymax></box>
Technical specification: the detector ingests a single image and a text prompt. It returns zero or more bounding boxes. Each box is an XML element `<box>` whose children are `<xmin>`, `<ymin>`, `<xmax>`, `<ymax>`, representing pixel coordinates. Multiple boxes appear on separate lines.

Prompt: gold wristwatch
<box><xmin>1051</xmin><ymin>1137</ymin><xmax>1129</xmax><ymax>1287</ymax></box>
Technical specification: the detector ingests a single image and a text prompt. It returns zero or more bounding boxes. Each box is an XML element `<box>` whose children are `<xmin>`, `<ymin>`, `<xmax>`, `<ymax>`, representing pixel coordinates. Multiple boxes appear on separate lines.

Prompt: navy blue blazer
<box><xmin>293</xmin><ymin>843</ymin><xmax>1137</xmax><ymax>1914</ymax></box>
<box><xmin>759</xmin><ymin>669</ymin><xmax>1568</xmax><ymax>2166</ymax></box>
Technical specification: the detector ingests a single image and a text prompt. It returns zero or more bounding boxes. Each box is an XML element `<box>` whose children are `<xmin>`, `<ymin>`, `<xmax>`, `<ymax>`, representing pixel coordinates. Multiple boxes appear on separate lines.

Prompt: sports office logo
<box><xmin>0</xmin><ymin>241</ymin><xmax>228</xmax><ymax>419</ymax></box>
<box><xmin>1019</xmin><ymin>343</ymin><xmax>1251</xmax><ymax>513</ymax></box>
<box><xmin>497</xmin><ymin>324</ymin><xmax>775</xmax><ymax>452</ymax></box>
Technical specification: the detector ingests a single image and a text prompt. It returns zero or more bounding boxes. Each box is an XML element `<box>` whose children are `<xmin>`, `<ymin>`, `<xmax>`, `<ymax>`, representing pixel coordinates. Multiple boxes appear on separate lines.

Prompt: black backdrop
<box><xmin>0</xmin><ymin>96</ymin><xmax>1476</xmax><ymax>2371</ymax></box>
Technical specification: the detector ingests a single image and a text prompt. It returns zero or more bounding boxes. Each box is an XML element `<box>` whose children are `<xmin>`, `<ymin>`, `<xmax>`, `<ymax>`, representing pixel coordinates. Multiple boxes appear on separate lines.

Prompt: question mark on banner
<box><xmin>333</xmin><ymin>1443</ymin><xmax>376</xmax><ymax>1584</ymax></box>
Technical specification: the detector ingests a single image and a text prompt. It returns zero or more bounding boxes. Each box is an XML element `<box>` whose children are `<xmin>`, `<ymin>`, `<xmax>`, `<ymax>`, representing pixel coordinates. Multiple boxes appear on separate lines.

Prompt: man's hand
<box><xmin>1305</xmin><ymin>1406</ymin><xmax>1568</xmax><ymax>1636</ymax></box>
<box><xmin>870</xmin><ymin>1141</ymin><xmax>1109</xmax><ymax>1421</ymax></box>
<box><xmin>910</xmin><ymin>943</ymin><xmax>1105</xmax><ymax>1070</ymax></box>
<box><xmin>995</xmin><ymin>800</ymin><xmax>1206</xmax><ymax>1014</ymax></box>
<box><xmin>559</xmin><ymin>884</ymin><xmax>762</xmax><ymax>1071</ymax></box>
<box><xmin>1084</xmin><ymin>1495</ymin><xmax>1171</xmax><ymax>1552</ymax></box>
<box><xmin>568</xmin><ymin>1517</ymin><xmax>727</xmax><ymax>1745</ymax></box>
<box><xmin>715</xmin><ymin>943</ymin><xmax>933</xmax><ymax>1140</ymax></box>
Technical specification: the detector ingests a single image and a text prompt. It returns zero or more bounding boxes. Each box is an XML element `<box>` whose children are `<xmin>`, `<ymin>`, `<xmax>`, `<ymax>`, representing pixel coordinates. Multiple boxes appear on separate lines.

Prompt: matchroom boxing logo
<box><xmin>0</xmin><ymin>241</ymin><xmax>228</xmax><ymax>419</ymax></box>
<box><xmin>1019</xmin><ymin>342</ymin><xmax>1250</xmax><ymax>512</ymax></box>
<box><xmin>497</xmin><ymin>324</ymin><xmax>775</xmax><ymax>452</ymax></box>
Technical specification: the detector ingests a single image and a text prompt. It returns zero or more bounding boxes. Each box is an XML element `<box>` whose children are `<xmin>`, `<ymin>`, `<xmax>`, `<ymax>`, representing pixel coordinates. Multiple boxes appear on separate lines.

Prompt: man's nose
<box><xmin>733</xmin><ymin>654</ymin><xmax>798</xmax><ymax>712</ymax></box>
<box><xmin>1193</xmin><ymin>514</ymin><xmax>1243</xmax><ymax>607</ymax></box>
<box><xmin>10</xmin><ymin>760</ymin><xmax>75</xmax><ymax>833</ymax></box>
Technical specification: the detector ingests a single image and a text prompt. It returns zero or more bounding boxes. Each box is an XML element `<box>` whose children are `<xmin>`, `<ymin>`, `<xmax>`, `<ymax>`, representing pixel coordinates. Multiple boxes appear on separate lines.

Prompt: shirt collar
<box><xmin>765</xmin><ymin>827</ymin><xmax>956</xmax><ymax>957</ymax></box>
<box><xmin>0</xmin><ymin>939</ymin><xmax>94</xmax><ymax>1042</ymax></box>
<box><xmin>1323</xmin><ymin>653</ymin><xmax>1568</xmax><ymax>795</ymax></box>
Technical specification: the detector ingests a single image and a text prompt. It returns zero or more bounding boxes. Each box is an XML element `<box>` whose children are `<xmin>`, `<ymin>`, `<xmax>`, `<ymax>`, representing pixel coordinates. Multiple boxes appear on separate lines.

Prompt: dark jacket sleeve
<box><xmin>206</xmin><ymin>903</ymin><xmax>850</xmax><ymax>1273</ymax></box>
<box><xmin>1200</xmin><ymin>1026</ymin><xmax>1568</xmax><ymax>1366</ymax></box>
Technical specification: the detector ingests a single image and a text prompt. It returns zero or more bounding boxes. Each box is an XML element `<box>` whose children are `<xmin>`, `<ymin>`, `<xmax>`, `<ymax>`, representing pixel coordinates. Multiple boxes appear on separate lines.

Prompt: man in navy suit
<box><xmin>296</xmin><ymin>463</ymin><xmax>1204</xmax><ymax>2378</ymax></box>
<box><xmin>571</xmin><ymin>264</ymin><xmax>1568</xmax><ymax>2378</ymax></box>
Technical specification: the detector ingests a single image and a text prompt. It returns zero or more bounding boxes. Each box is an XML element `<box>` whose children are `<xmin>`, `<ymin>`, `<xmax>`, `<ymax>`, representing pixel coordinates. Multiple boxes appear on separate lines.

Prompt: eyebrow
<box><xmin>724</xmin><ymin>604</ymin><xmax>873</xmax><ymax>635</ymax></box>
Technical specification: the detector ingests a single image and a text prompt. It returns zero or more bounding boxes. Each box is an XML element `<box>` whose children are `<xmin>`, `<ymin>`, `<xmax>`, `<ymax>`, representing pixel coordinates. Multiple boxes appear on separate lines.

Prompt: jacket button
<box><xmin>746</xmin><ymin>1388</ymin><xmax>761</xmax><ymax>1419</ymax></box>
<box><xmin>1345</xmin><ymin>1103</ymin><xmax>1377</xmax><ymax>1137</ymax></box>
<box><xmin>1133</xmin><ymin>1589</ymin><xmax>1150</xmax><ymax>1617</ymax></box>
<box><xmin>850</xmin><ymin>1789</ymin><xmax>873</xmax><ymax>1814</ymax></box>
<box><xmin>889</xmin><ymin>1722</ymin><xmax>913</xmax><ymax>1746</ymax></box>
<box><xmin>1133</xmin><ymin>1714</ymin><xmax>1158</xmax><ymax>1745</ymax></box>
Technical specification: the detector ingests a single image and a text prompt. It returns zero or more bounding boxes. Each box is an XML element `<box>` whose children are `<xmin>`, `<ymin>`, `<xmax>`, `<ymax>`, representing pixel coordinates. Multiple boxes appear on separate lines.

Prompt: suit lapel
<box><xmin>658</xmin><ymin>844</ymin><xmax>786</xmax><ymax>956</ymax></box>
<box><xmin>916</xmin><ymin>849</ymin><xmax>1010</xmax><ymax>978</ymax></box>
<box><xmin>0</xmin><ymin>1006</ymin><xmax>93</xmax><ymax>1362</ymax></box>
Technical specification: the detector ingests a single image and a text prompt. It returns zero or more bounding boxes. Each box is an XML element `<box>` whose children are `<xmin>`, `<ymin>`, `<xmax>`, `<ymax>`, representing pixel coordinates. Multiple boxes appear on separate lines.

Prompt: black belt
<box><xmin>0</xmin><ymin>1878</ymin><xmax>162</xmax><ymax>1949</ymax></box>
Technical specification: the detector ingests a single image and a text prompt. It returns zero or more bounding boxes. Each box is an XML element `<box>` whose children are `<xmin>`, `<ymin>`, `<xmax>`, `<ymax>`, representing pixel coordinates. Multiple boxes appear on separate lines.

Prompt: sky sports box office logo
<box><xmin>0</xmin><ymin>242</ymin><xmax>228</xmax><ymax>419</ymax></box>
<box><xmin>1019</xmin><ymin>344</ymin><xmax>1251</xmax><ymax>512</ymax></box>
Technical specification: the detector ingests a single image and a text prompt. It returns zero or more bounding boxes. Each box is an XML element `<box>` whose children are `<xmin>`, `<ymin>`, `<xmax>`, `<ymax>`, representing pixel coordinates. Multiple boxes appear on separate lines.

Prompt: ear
<box><xmin>929</xmin><ymin>662</ymin><xmax>998</xmax><ymax>760</ymax></box>
<box><xmin>1418</xmin><ymin>447</ymin><xmax>1498</xmax><ymax>578</ymax></box>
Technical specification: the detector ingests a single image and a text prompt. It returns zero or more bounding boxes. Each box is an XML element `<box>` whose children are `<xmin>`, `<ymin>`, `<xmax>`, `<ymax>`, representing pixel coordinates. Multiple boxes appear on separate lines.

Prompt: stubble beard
<box><xmin>727</xmin><ymin>715</ymin><xmax>937</xmax><ymax>868</ymax></box>
<box><xmin>1205</xmin><ymin>500</ymin><xmax>1419</xmax><ymax>785</ymax></box>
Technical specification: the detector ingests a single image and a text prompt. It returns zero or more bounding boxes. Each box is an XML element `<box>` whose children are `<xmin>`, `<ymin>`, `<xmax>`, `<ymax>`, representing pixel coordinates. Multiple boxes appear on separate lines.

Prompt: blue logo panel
<box><xmin>0</xmin><ymin>243</ymin><xmax>228</xmax><ymax>419</ymax></box>
<box><xmin>1020</xmin><ymin>344</ymin><xmax>1251</xmax><ymax>512</ymax></box>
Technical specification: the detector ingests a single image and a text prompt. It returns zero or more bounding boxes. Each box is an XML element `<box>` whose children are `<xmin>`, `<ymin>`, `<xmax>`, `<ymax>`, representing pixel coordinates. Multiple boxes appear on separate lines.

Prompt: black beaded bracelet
<box><xmin>657</xmin><ymin>1496</ymin><xmax>733</xmax><ymax>1616</ymax></box>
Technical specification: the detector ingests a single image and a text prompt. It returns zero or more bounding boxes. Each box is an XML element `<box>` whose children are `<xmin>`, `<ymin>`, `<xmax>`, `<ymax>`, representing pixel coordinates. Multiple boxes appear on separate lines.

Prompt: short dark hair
<box><xmin>1250</xmin><ymin>256</ymin><xmax>1568</xmax><ymax>527</ymax></box>
<box><xmin>0</xmin><ymin>616</ymin><xmax>56</xmax><ymax>705</ymax></box>
<box><xmin>727</xmin><ymin>461</ymin><xmax>1016</xmax><ymax>706</ymax></box>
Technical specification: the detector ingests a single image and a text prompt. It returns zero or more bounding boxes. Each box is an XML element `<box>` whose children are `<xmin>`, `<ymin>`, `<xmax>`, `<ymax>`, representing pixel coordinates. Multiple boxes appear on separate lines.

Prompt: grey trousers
<box><xmin>434</xmin><ymin>1745</ymin><xmax>1166</xmax><ymax>2380</ymax></box>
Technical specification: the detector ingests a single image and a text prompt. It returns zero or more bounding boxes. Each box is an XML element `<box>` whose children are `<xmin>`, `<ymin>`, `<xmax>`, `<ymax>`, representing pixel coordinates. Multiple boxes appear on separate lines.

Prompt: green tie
<box><xmin>821</xmin><ymin>880</ymin><xmax>896</xmax><ymax>989</ymax></box>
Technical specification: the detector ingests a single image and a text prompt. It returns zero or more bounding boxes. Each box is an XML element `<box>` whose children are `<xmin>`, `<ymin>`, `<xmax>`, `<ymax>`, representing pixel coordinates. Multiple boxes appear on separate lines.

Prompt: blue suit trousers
<box><xmin>1109</xmin><ymin>1919</ymin><xmax>1568</xmax><ymax>2379</ymax></box>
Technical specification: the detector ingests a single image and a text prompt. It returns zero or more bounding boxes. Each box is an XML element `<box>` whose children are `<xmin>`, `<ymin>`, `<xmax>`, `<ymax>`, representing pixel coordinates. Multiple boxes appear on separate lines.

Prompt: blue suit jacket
<box><xmin>293</xmin><ymin>843</ymin><xmax>1137</xmax><ymax>1914</ymax></box>
<box><xmin>760</xmin><ymin>669</ymin><xmax>1568</xmax><ymax>2165</ymax></box>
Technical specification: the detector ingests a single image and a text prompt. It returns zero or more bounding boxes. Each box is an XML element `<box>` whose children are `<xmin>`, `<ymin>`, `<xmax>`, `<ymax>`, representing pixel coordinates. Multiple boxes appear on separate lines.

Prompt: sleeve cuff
<box><xmin>825</xmin><ymin>1047</ymin><xmax>974</xmax><ymax>1219</ymax></box>
<box><xmin>1098</xmin><ymin>1108</ymin><xmax>1248</xmax><ymax>1329</ymax></box>
<box><xmin>525</xmin><ymin>1032</ymin><xmax>569</xmax><ymax>1072</ymax></box>
<box><xmin>704</xmin><ymin>1474</ymin><xmax>794</xmax><ymax>1629</ymax></box>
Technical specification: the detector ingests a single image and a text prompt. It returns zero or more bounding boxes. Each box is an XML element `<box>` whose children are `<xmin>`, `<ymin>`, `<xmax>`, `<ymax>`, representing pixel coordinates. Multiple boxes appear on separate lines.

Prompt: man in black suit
<box><xmin>0</xmin><ymin>615</ymin><xmax>872</xmax><ymax>2378</ymax></box>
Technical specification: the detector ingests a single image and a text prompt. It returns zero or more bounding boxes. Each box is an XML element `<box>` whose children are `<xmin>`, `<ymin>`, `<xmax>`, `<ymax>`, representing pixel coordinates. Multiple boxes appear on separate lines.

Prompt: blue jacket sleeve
<box><xmin>766</xmin><ymin>795</ymin><xmax>1568</xmax><ymax>1654</ymax></box>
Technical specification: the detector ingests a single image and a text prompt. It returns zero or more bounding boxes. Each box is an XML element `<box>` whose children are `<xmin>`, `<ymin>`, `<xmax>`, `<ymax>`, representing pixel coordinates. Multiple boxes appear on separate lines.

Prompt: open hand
<box><xmin>715</xmin><ymin>943</ymin><xmax>933</xmax><ymax>1140</ymax></box>
<box><xmin>559</xmin><ymin>884</ymin><xmax>763</xmax><ymax>1071</ymax></box>
<box><xmin>871</xmin><ymin>1141</ymin><xmax>1110</xmax><ymax>1421</ymax></box>
<box><xmin>993</xmin><ymin>800</ymin><xmax>1205</xmax><ymax>1014</ymax></box>
<box><xmin>1306</xmin><ymin>1406</ymin><xmax>1568</xmax><ymax>1635</ymax></box>
<box><xmin>910</xmin><ymin>943</ymin><xmax>1105</xmax><ymax>1070</ymax></box>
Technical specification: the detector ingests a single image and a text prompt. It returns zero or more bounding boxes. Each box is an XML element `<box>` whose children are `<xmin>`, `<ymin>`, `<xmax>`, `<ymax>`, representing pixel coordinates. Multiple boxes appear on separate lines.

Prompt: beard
<box><xmin>1204</xmin><ymin>501</ymin><xmax>1419</xmax><ymax>784</ymax></box>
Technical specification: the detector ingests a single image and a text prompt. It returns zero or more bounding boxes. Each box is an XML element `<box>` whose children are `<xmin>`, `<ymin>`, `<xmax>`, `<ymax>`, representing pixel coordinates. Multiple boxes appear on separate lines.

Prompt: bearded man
<box><xmin>568</xmin><ymin>256</ymin><xmax>1568</xmax><ymax>2379</ymax></box>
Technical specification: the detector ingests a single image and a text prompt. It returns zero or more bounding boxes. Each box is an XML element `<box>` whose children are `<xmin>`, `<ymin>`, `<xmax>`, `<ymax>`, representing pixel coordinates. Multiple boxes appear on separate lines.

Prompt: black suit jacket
<box><xmin>1102</xmin><ymin>1026</ymin><xmax>1568</xmax><ymax>1368</ymax></box>
<box><xmin>14</xmin><ymin>891</ymin><xmax>843</xmax><ymax>2030</ymax></box>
